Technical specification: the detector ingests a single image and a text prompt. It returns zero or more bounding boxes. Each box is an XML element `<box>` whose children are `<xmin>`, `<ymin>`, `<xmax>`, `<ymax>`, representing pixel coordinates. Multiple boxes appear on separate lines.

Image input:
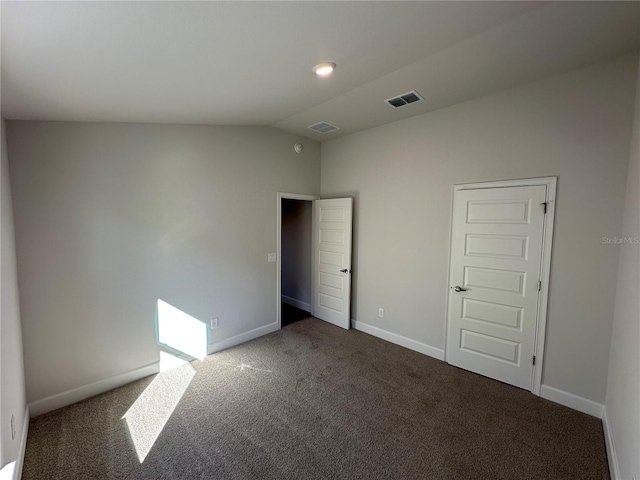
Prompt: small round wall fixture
<box><xmin>312</xmin><ymin>62</ymin><xmax>336</xmax><ymax>77</ymax></box>
<box><xmin>294</xmin><ymin>143</ymin><xmax>303</xmax><ymax>154</ymax></box>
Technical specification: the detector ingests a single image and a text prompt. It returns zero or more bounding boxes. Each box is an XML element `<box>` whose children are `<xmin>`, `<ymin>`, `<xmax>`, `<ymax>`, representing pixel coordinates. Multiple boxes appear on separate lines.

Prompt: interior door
<box><xmin>313</xmin><ymin>198</ymin><xmax>353</xmax><ymax>330</ymax></box>
<box><xmin>446</xmin><ymin>185</ymin><xmax>546</xmax><ymax>390</ymax></box>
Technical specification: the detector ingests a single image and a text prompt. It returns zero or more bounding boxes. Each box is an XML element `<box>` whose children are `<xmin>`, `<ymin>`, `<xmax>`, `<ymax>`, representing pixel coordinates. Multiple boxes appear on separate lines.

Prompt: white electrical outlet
<box><xmin>268</xmin><ymin>253</ymin><xmax>276</xmax><ymax>262</ymax></box>
<box><xmin>210</xmin><ymin>318</ymin><xmax>219</xmax><ymax>329</ymax></box>
<box><xmin>10</xmin><ymin>414</ymin><xmax>15</xmax><ymax>440</ymax></box>
<box><xmin>378</xmin><ymin>308</ymin><xmax>384</xmax><ymax>318</ymax></box>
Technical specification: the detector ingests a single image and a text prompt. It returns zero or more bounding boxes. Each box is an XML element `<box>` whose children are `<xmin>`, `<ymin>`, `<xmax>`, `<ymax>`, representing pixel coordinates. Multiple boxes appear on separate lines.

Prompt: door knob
<box><xmin>340</xmin><ymin>269</ymin><xmax>350</xmax><ymax>273</ymax></box>
<box><xmin>453</xmin><ymin>286</ymin><xmax>467</xmax><ymax>292</ymax></box>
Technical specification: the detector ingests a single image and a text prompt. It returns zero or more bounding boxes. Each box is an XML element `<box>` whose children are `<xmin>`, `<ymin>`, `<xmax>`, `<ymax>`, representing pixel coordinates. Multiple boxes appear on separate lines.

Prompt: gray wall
<box><xmin>281</xmin><ymin>199</ymin><xmax>312</xmax><ymax>308</ymax></box>
<box><xmin>0</xmin><ymin>119</ymin><xmax>27</xmax><ymax>467</ymax></box>
<box><xmin>6</xmin><ymin>122</ymin><xmax>320</xmax><ymax>404</ymax></box>
<box><xmin>605</xmin><ymin>58</ymin><xmax>640</xmax><ymax>479</ymax></box>
<box><xmin>321</xmin><ymin>55</ymin><xmax>638</xmax><ymax>404</ymax></box>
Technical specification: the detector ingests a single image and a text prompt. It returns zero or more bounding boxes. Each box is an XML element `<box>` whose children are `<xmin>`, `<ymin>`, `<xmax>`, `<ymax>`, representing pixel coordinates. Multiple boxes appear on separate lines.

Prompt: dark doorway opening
<box><xmin>281</xmin><ymin>198</ymin><xmax>312</xmax><ymax>327</ymax></box>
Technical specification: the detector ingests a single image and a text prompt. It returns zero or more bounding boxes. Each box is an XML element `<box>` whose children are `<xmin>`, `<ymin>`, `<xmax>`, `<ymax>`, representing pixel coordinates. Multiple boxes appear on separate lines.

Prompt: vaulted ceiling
<box><xmin>2</xmin><ymin>1</ymin><xmax>639</xmax><ymax>141</ymax></box>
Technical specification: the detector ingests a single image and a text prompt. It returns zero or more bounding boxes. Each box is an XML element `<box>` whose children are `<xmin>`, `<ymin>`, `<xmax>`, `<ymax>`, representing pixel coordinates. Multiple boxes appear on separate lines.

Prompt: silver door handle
<box><xmin>453</xmin><ymin>286</ymin><xmax>467</xmax><ymax>292</ymax></box>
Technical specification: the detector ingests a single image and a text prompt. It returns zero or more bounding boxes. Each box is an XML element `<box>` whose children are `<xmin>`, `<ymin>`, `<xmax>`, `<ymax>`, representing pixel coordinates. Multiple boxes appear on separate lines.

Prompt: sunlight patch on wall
<box><xmin>122</xmin><ymin>355</ymin><xmax>195</xmax><ymax>463</ymax></box>
<box><xmin>157</xmin><ymin>299</ymin><xmax>207</xmax><ymax>360</ymax></box>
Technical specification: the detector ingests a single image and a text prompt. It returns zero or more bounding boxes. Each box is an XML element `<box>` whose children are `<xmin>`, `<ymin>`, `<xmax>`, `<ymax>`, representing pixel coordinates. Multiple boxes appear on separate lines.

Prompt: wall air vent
<box><xmin>307</xmin><ymin>121</ymin><xmax>339</xmax><ymax>134</ymax></box>
<box><xmin>385</xmin><ymin>90</ymin><xmax>423</xmax><ymax>108</ymax></box>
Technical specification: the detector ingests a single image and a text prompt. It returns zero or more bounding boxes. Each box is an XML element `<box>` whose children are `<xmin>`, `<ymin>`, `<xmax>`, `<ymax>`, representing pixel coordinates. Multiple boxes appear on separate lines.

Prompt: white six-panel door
<box><xmin>446</xmin><ymin>185</ymin><xmax>547</xmax><ymax>390</ymax></box>
<box><xmin>313</xmin><ymin>198</ymin><xmax>353</xmax><ymax>330</ymax></box>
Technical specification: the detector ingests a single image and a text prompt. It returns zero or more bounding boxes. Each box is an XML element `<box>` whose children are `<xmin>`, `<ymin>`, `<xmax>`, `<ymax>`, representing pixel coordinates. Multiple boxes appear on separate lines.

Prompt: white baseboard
<box><xmin>602</xmin><ymin>408</ymin><xmax>620</xmax><ymax>480</ymax></box>
<box><xmin>539</xmin><ymin>385</ymin><xmax>604</xmax><ymax>418</ymax></box>
<box><xmin>281</xmin><ymin>295</ymin><xmax>311</xmax><ymax>313</ymax></box>
<box><xmin>13</xmin><ymin>405</ymin><xmax>29</xmax><ymax>480</ymax></box>
<box><xmin>208</xmin><ymin>321</ymin><xmax>279</xmax><ymax>355</ymax></box>
<box><xmin>28</xmin><ymin>362</ymin><xmax>160</xmax><ymax>417</ymax></box>
<box><xmin>354</xmin><ymin>321</ymin><xmax>445</xmax><ymax>361</ymax></box>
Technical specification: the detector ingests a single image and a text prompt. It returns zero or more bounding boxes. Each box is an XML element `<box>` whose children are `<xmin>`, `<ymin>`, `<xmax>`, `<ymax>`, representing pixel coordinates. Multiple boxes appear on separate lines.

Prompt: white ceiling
<box><xmin>2</xmin><ymin>1</ymin><xmax>639</xmax><ymax>141</ymax></box>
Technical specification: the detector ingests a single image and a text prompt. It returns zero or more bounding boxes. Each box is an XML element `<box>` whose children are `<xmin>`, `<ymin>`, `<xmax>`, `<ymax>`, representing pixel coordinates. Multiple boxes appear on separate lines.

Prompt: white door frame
<box><xmin>276</xmin><ymin>192</ymin><xmax>319</xmax><ymax>329</ymax></box>
<box><xmin>444</xmin><ymin>177</ymin><xmax>557</xmax><ymax>396</ymax></box>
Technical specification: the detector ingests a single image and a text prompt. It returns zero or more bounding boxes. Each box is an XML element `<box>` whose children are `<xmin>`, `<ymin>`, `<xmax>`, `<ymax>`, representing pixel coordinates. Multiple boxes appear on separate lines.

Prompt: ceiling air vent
<box><xmin>385</xmin><ymin>90</ymin><xmax>423</xmax><ymax>108</ymax></box>
<box><xmin>307</xmin><ymin>121</ymin><xmax>339</xmax><ymax>134</ymax></box>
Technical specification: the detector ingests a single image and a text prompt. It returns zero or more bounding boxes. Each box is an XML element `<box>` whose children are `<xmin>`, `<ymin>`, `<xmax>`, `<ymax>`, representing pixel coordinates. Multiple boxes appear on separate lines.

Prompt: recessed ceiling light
<box><xmin>312</xmin><ymin>62</ymin><xmax>336</xmax><ymax>77</ymax></box>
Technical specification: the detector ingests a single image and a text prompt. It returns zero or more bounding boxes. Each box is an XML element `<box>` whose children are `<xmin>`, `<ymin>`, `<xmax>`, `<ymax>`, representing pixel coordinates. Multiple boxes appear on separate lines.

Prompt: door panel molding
<box><xmin>445</xmin><ymin>177</ymin><xmax>557</xmax><ymax>396</ymax></box>
<box><xmin>313</xmin><ymin>198</ymin><xmax>353</xmax><ymax>330</ymax></box>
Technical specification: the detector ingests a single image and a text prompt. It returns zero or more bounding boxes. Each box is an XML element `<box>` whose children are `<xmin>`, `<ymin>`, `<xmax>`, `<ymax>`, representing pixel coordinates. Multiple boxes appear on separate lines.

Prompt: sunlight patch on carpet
<box><xmin>122</xmin><ymin>353</ymin><xmax>195</xmax><ymax>462</ymax></box>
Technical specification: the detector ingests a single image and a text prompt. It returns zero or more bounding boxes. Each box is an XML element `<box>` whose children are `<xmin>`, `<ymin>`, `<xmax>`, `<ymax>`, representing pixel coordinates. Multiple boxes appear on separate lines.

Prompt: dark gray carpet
<box><xmin>23</xmin><ymin>318</ymin><xmax>609</xmax><ymax>479</ymax></box>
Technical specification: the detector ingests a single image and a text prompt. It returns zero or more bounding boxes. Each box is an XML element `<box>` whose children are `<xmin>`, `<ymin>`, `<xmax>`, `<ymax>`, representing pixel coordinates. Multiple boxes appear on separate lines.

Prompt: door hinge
<box><xmin>533</xmin><ymin>355</ymin><xmax>536</xmax><ymax>366</ymax></box>
<box><xmin>541</xmin><ymin>202</ymin><xmax>548</xmax><ymax>214</ymax></box>
<box><xmin>537</xmin><ymin>280</ymin><xmax>542</xmax><ymax>291</ymax></box>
